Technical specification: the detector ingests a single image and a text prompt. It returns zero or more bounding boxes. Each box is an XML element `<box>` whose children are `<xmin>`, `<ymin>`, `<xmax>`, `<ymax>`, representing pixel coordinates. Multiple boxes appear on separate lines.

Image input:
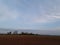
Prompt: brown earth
<box><xmin>0</xmin><ymin>35</ymin><xmax>60</xmax><ymax>45</ymax></box>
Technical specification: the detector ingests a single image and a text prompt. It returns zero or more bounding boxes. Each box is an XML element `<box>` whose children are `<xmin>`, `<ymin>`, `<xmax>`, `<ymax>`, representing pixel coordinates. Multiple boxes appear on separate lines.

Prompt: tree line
<box><xmin>1</xmin><ymin>31</ymin><xmax>40</xmax><ymax>36</ymax></box>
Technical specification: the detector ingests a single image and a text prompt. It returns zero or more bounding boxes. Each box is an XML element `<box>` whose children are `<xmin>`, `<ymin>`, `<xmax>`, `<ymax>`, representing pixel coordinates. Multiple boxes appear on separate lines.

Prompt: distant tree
<box><xmin>19</xmin><ymin>32</ymin><xmax>40</xmax><ymax>35</ymax></box>
<box><xmin>29</xmin><ymin>33</ymin><xmax>33</xmax><ymax>35</ymax></box>
<box><xmin>20</xmin><ymin>32</ymin><xmax>34</xmax><ymax>35</ymax></box>
<box><xmin>7</xmin><ymin>32</ymin><xmax>11</xmax><ymax>35</ymax></box>
<box><xmin>24</xmin><ymin>32</ymin><xmax>28</xmax><ymax>35</ymax></box>
<box><xmin>21</xmin><ymin>32</ymin><xmax>24</xmax><ymax>35</ymax></box>
<box><xmin>13</xmin><ymin>31</ymin><xmax>18</xmax><ymax>34</ymax></box>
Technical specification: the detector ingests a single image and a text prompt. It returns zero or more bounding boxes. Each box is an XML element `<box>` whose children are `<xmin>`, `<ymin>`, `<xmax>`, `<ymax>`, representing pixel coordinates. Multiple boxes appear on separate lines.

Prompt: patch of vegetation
<box><xmin>0</xmin><ymin>31</ymin><xmax>40</xmax><ymax>36</ymax></box>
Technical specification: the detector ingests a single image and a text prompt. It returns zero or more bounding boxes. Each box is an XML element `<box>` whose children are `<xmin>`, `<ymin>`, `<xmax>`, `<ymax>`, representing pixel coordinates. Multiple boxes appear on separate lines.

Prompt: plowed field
<box><xmin>0</xmin><ymin>35</ymin><xmax>60</xmax><ymax>45</ymax></box>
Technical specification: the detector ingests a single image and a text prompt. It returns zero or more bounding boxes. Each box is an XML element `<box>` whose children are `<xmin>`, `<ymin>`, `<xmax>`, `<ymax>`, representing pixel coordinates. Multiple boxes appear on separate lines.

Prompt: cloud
<box><xmin>0</xmin><ymin>0</ymin><xmax>20</xmax><ymax>21</ymax></box>
<box><xmin>30</xmin><ymin>0</ymin><xmax>60</xmax><ymax>23</ymax></box>
<box><xmin>0</xmin><ymin>0</ymin><xmax>60</xmax><ymax>23</ymax></box>
<box><xmin>51</xmin><ymin>26</ymin><xmax>60</xmax><ymax>30</ymax></box>
<box><xmin>0</xmin><ymin>0</ymin><xmax>60</xmax><ymax>30</ymax></box>
<box><xmin>33</xmin><ymin>15</ymin><xmax>60</xmax><ymax>23</ymax></box>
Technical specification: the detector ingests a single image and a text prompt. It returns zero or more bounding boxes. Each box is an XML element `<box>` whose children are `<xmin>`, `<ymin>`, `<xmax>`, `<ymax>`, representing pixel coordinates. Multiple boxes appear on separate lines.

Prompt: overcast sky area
<box><xmin>0</xmin><ymin>0</ymin><xmax>60</xmax><ymax>30</ymax></box>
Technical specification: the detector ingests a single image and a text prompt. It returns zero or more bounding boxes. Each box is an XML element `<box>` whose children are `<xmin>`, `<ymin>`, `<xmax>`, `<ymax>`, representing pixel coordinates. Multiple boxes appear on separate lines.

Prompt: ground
<box><xmin>0</xmin><ymin>35</ymin><xmax>60</xmax><ymax>45</ymax></box>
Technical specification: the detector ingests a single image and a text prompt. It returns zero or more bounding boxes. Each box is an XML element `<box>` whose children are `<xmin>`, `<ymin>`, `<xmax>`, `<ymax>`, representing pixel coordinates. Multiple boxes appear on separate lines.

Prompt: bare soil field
<box><xmin>0</xmin><ymin>35</ymin><xmax>60</xmax><ymax>45</ymax></box>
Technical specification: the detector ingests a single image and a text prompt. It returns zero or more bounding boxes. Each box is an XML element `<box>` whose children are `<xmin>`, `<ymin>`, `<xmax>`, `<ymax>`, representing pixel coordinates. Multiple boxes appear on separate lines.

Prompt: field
<box><xmin>0</xmin><ymin>35</ymin><xmax>60</xmax><ymax>45</ymax></box>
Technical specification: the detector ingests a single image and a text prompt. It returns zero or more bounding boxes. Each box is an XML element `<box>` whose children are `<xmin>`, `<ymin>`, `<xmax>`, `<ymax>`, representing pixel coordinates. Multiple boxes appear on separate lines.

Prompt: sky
<box><xmin>0</xmin><ymin>0</ymin><xmax>60</xmax><ymax>30</ymax></box>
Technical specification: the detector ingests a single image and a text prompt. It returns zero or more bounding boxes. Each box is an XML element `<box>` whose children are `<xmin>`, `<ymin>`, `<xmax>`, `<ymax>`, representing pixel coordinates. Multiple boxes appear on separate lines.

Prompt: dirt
<box><xmin>0</xmin><ymin>35</ymin><xmax>60</xmax><ymax>45</ymax></box>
